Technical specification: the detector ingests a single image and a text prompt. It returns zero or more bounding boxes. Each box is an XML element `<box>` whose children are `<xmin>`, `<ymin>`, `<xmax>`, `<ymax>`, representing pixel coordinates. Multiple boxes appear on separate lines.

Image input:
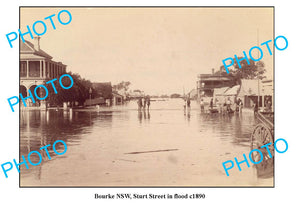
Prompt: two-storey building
<box><xmin>20</xmin><ymin>37</ymin><xmax>67</xmax><ymax>108</ymax></box>
<box><xmin>197</xmin><ymin>70</ymin><xmax>236</xmax><ymax>100</ymax></box>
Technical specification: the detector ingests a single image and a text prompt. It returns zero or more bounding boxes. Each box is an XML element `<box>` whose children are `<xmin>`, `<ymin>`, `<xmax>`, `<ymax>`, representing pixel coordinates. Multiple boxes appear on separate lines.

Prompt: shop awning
<box><xmin>224</xmin><ymin>85</ymin><xmax>240</xmax><ymax>96</ymax></box>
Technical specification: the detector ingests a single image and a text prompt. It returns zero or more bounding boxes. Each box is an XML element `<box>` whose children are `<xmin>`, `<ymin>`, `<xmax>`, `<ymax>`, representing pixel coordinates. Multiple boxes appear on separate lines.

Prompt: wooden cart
<box><xmin>250</xmin><ymin>111</ymin><xmax>274</xmax><ymax>178</ymax></box>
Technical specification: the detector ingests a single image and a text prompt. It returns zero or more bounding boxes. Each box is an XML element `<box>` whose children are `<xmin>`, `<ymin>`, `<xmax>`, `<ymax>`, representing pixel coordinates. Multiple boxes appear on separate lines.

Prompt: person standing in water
<box><xmin>226</xmin><ymin>97</ymin><xmax>232</xmax><ymax>113</ymax></box>
<box><xmin>143</xmin><ymin>97</ymin><xmax>147</xmax><ymax>109</ymax></box>
<box><xmin>187</xmin><ymin>96</ymin><xmax>191</xmax><ymax>108</ymax></box>
<box><xmin>237</xmin><ymin>98</ymin><xmax>243</xmax><ymax>113</ymax></box>
<box><xmin>146</xmin><ymin>96</ymin><xmax>151</xmax><ymax>110</ymax></box>
<box><xmin>200</xmin><ymin>98</ymin><xmax>204</xmax><ymax>112</ymax></box>
<box><xmin>137</xmin><ymin>97</ymin><xmax>143</xmax><ymax>110</ymax></box>
<box><xmin>210</xmin><ymin>98</ymin><xmax>213</xmax><ymax>110</ymax></box>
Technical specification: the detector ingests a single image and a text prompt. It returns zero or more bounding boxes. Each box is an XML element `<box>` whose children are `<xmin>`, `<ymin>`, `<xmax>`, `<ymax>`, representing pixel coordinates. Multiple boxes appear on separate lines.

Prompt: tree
<box><xmin>220</xmin><ymin>57</ymin><xmax>266</xmax><ymax>80</ymax></box>
<box><xmin>113</xmin><ymin>81</ymin><xmax>131</xmax><ymax>91</ymax></box>
<box><xmin>46</xmin><ymin>72</ymin><xmax>98</xmax><ymax>106</ymax></box>
<box><xmin>170</xmin><ymin>93</ymin><xmax>181</xmax><ymax>98</ymax></box>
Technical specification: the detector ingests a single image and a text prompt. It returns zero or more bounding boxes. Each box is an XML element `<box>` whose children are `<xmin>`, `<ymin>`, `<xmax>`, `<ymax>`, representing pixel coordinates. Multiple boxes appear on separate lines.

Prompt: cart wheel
<box><xmin>250</xmin><ymin>124</ymin><xmax>274</xmax><ymax>176</ymax></box>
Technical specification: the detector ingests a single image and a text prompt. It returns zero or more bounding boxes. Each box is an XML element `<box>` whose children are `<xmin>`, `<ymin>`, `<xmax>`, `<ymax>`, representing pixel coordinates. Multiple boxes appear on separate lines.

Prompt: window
<box><xmin>20</xmin><ymin>61</ymin><xmax>27</xmax><ymax>77</ymax></box>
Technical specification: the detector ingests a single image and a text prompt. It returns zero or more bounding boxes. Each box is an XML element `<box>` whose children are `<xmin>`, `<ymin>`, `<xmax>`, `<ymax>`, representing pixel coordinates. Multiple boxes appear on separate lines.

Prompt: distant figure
<box><xmin>143</xmin><ymin>97</ymin><xmax>147</xmax><ymax>109</ymax></box>
<box><xmin>266</xmin><ymin>100</ymin><xmax>272</xmax><ymax>112</ymax></box>
<box><xmin>146</xmin><ymin>97</ymin><xmax>151</xmax><ymax>110</ymax></box>
<box><xmin>226</xmin><ymin>97</ymin><xmax>232</xmax><ymax>113</ymax></box>
<box><xmin>137</xmin><ymin>98</ymin><xmax>143</xmax><ymax>110</ymax></box>
<box><xmin>210</xmin><ymin>98</ymin><xmax>213</xmax><ymax>110</ymax></box>
<box><xmin>222</xmin><ymin>101</ymin><xmax>227</xmax><ymax>115</ymax></box>
<box><xmin>237</xmin><ymin>98</ymin><xmax>243</xmax><ymax>113</ymax></box>
<box><xmin>200</xmin><ymin>98</ymin><xmax>204</xmax><ymax>112</ymax></box>
<box><xmin>216</xmin><ymin>98</ymin><xmax>221</xmax><ymax>113</ymax></box>
<box><xmin>254</xmin><ymin>102</ymin><xmax>258</xmax><ymax>114</ymax></box>
<box><xmin>187</xmin><ymin>96</ymin><xmax>191</xmax><ymax>108</ymax></box>
<box><xmin>264</xmin><ymin>98</ymin><xmax>272</xmax><ymax>112</ymax></box>
<box><xmin>235</xmin><ymin>98</ymin><xmax>241</xmax><ymax>112</ymax></box>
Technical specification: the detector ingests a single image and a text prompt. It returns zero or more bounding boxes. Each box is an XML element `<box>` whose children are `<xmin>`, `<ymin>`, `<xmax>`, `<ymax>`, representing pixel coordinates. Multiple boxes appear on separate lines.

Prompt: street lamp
<box><xmin>89</xmin><ymin>87</ymin><xmax>92</xmax><ymax>107</ymax></box>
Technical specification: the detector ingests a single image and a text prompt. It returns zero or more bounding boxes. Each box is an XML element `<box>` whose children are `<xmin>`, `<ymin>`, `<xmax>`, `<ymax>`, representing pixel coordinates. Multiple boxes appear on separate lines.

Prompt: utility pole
<box><xmin>257</xmin><ymin>28</ymin><xmax>260</xmax><ymax>109</ymax></box>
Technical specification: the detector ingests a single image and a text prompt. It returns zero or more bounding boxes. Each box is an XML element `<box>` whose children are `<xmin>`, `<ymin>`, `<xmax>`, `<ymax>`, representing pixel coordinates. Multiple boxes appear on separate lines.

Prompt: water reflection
<box><xmin>20</xmin><ymin>109</ymin><xmax>112</xmax><ymax>180</ymax></box>
<box><xmin>20</xmin><ymin>99</ymin><xmax>272</xmax><ymax>186</ymax></box>
<box><xmin>138</xmin><ymin>109</ymin><xmax>150</xmax><ymax>123</ymax></box>
<box><xmin>184</xmin><ymin>107</ymin><xmax>191</xmax><ymax>122</ymax></box>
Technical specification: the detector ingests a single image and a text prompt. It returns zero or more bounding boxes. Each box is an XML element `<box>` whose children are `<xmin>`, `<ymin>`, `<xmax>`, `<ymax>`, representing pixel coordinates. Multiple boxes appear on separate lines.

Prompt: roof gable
<box><xmin>20</xmin><ymin>41</ymin><xmax>33</xmax><ymax>52</ymax></box>
<box><xmin>239</xmin><ymin>79</ymin><xmax>260</xmax><ymax>96</ymax></box>
<box><xmin>20</xmin><ymin>40</ymin><xmax>53</xmax><ymax>59</ymax></box>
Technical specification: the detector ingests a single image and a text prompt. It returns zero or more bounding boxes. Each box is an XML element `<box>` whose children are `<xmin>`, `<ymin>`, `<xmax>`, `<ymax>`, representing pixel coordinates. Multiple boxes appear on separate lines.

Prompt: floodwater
<box><xmin>20</xmin><ymin>99</ymin><xmax>273</xmax><ymax>187</ymax></box>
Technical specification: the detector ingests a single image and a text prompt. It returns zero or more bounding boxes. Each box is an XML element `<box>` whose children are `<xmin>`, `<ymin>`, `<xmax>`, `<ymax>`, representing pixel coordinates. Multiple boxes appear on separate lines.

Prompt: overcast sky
<box><xmin>20</xmin><ymin>7</ymin><xmax>273</xmax><ymax>95</ymax></box>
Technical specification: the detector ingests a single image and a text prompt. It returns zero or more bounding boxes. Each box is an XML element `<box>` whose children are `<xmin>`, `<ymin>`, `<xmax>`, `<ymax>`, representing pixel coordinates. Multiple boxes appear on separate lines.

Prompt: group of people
<box><xmin>137</xmin><ymin>96</ymin><xmax>151</xmax><ymax>110</ymax></box>
<box><xmin>200</xmin><ymin>97</ymin><xmax>243</xmax><ymax>114</ymax></box>
<box><xmin>254</xmin><ymin>98</ymin><xmax>272</xmax><ymax>114</ymax></box>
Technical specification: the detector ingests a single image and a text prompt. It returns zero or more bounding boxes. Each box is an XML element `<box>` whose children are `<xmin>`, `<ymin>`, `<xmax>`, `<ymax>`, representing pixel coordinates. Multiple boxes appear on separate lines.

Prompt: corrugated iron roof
<box><xmin>214</xmin><ymin>87</ymin><xmax>229</xmax><ymax>96</ymax></box>
<box><xmin>238</xmin><ymin>79</ymin><xmax>261</xmax><ymax>96</ymax></box>
<box><xmin>224</xmin><ymin>85</ymin><xmax>240</xmax><ymax>96</ymax></box>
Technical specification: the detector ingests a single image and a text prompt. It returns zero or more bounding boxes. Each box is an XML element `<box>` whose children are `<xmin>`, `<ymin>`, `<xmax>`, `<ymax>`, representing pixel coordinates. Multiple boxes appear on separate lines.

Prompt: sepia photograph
<box><xmin>19</xmin><ymin>7</ymin><xmax>274</xmax><ymax>187</ymax></box>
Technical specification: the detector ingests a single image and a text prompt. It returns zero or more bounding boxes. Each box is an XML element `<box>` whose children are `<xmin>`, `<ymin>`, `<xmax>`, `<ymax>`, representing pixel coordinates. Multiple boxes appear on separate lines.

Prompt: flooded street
<box><xmin>20</xmin><ymin>99</ymin><xmax>273</xmax><ymax>186</ymax></box>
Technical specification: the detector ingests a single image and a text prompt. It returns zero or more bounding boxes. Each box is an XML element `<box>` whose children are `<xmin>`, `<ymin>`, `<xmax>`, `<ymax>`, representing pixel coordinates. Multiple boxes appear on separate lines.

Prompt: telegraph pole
<box><xmin>257</xmin><ymin>28</ymin><xmax>260</xmax><ymax>109</ymax></box>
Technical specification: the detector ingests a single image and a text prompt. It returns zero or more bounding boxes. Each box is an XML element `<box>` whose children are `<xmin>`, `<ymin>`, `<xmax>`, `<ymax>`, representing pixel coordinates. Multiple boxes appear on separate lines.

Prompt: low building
<box><xmin>85</xmin><ymin>82</ymin><xmax>113</xmax><ymax>106</ymax></box>
<box><xmin>92</xmin><ymin>82</ymin><xmax>112</xmax><ymax>100</ymax></box>
<box><xmin>237</xmin><ymin>79</ymin><xmax>262</xmax><ymax>108</ymax></box>
<box><xmin>84</xmin><ymin>97</ymin><xmax>106</xmax><ymax>106</ymax></box>
<box><xmin>112</xmin><ymin>92</ymin><xmax>124</xmax><ymax>105</ymax></box>
<box><xmin>214</xmin><ymin>85</ymin><xmax>240</xmax><ymax>104</ymax></box>
<box><xmin>115</xmin><ymin>88</ymin><xmax>128</xmax><ymax>100</ymax></box>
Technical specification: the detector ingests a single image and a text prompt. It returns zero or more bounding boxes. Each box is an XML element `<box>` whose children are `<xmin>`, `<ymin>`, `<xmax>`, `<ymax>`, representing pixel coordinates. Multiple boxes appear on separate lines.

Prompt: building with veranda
<box><xmin>20</xmin><ymin>37</ymin><xmax>67</xmax><ymax>108</ymax></box>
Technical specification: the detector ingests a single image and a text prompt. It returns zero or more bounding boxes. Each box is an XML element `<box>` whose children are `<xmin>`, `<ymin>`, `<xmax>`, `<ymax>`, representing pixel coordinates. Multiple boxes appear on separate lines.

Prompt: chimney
<box><xmin>33</xmin><ymin>37</ymin><xmax>40</xmax><ymax>51</ymax></box>
<box><xmin>212</xmin><ymin>68</ymin><xmax>215</xmax><ymax>75</ymax></box>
